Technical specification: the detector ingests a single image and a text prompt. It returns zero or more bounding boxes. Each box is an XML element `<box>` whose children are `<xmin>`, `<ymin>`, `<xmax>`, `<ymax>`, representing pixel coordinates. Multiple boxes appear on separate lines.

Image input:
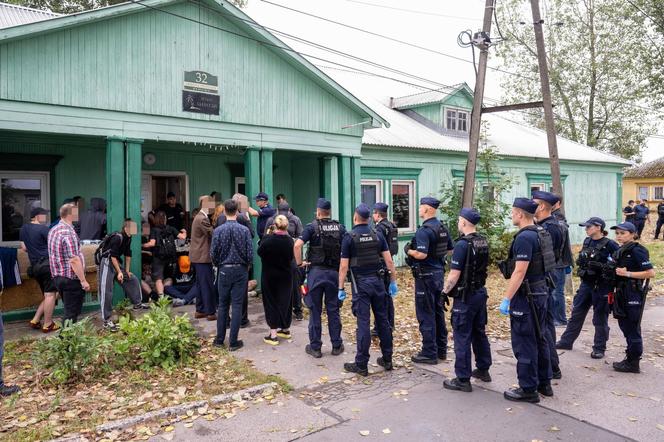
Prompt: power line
<box><xmin>624</xmin><ymin>0</ymin><xmax>664</xmax><ymax>29</ymax></box>
<box><xmin>343</xmin><ymin>0</ymin><xmax>481</xmax><ymax>22</ymax></box>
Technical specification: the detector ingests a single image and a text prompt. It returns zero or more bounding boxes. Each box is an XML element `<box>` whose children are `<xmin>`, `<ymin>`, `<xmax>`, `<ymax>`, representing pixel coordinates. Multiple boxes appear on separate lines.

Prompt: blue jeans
<box><xmin>550</xmin><ymin>268</ymin><xmax>567</xmax><ymax>325</ymax></box>
<box><xmin>215</xmin><ymin>266</ymin><xmax>248</xmax><ymax>346</ymax></box>
<box><xmin>0</xmin><ymin>313</ymin><xmax>5</xmax><ymax>386</ymax></box>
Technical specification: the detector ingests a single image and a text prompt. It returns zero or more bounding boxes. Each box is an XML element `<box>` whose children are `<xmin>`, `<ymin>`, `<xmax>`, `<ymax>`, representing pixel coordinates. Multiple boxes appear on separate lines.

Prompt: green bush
<box><xmin>117</xmin><ymin>297</ymin><xmax>200</xmax><ymax>371</ymax></box>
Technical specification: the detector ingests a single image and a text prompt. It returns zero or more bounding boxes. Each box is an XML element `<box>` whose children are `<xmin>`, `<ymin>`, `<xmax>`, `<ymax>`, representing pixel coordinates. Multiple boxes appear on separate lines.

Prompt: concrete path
<box><xmin>147</xmin><ymin>291</ymin><xmax>664</xmax><ymax>441</ymax></box>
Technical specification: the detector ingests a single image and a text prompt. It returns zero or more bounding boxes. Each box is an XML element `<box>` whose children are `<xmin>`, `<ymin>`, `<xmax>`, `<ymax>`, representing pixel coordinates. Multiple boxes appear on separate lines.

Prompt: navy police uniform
<box><xmin>632</xmin><ymin>204</ymin><xmax>649</xmax><ymax>237</ymax></box>
<box><xmin>373</xmin><ymin>202</ymin><xmax>398</xmax><ymax>330</ymax></box>
<box><xmin>341</xmin><ymin>214</ymin><xmax>393</xmax><ymax>371</ymax></box>
<box><xmin>300</xmin><ymin>199</ymin><xmax>345</xmax><ymax>353</ymax></box>
<box><xmin>447</xmin><ymin>209</ymin><xmax>492</xmax><ymax>384</ymax></box>
<box><xmin>409</xmin><ymin>198</ymin><xmax>453</xmax><ymax>361</ymax></box>
<box><xmin>655</xmin><ymin>202</ymin><xmax>664</xmax><ymax>239</ymax></box>
<box><xmin>558</xmin><ymin>217</ymin><xmax>619</xmax><ymax>356</ymax></box>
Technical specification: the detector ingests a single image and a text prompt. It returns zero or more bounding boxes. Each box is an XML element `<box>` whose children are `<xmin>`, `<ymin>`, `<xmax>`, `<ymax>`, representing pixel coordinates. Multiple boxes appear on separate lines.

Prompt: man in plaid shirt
<box><xmin>48</xmin><ymin>203</ymin><xmax>90</xmax><ymax>324</ymax></box>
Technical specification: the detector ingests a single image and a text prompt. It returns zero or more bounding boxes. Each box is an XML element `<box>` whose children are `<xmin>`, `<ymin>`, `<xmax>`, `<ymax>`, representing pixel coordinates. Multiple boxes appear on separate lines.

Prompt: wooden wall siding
<box><xmin>0</xmin><ymin>142</ymin><xmax>106</xmax><ymax>206</ymax></box>
<box><xmin>441</xmin><ymin>91</ymin><xmax>473</xmax><ymax>110</ymax></box>
<box><xmin>411</xmin><ymin>103</ymin><xmax>443</xmax><ymax>127</ymax></box>
<box><xmin>361</xmin><ymin>148</ymin><xmax>623</xmax><ymax>245</ymax></box>
<box><xmin>0</xmin><ymin>1</ymin><xmax>364</xmax><ymax>138</ymax></box>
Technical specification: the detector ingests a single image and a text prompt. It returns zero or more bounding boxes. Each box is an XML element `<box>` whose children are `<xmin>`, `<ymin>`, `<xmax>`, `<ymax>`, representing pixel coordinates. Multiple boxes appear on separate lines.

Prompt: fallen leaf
<box><xmin>164</xmin><ymin>426</ymin><xmax>175</xmax><ymax>432</ymax></box>
<box><xmin>359</xmin><ymin>430</ymin><xmax>370</xmax><ymax>436</ymax></box>
<box><xmin>548</xmin><ymin>426</ymin><xmax>560</xmax><ymax>432</ymax></box>
<box><xmin>352</xmin><ymin>408</ymin><xmax>361</xmax><ymax>413</ymax></box>
<box><xmin>656</xmin><ymin>424</ymin><xmax>664</xmax><ymax>431</ymax></box>
<box><xmin>628</xmin><ymin>417</ymin><xmax>638</xmax><ymax>422</ymax></box>
<box><xmin>383</xmin><ymin>428</ymin><xmax>392</xmax><ymax>434</ymax></box>
<box><xmin>184</xmin><ymin>423</ymin><xmax>194</xmax><ymax>428</ymax></box>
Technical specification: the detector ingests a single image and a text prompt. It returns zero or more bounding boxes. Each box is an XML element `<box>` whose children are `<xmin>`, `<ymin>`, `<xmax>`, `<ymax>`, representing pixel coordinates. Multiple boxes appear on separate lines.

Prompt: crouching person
<box><xmin>98</xmin><ymin>218</ymin><xmax>149</xmax><ymax>331</ymax></box>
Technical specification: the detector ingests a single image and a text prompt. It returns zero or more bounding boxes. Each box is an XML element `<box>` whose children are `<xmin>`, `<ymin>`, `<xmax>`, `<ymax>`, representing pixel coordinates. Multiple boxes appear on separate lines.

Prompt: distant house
<box><xmin>623</xmin><ymin>157</ymin><xmax>664</xmax><ymax>206</ymax></box>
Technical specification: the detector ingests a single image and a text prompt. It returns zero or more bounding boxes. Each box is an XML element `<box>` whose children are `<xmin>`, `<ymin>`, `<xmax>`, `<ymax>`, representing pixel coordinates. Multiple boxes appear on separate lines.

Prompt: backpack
<box><xmin>378</xmin><ymin>219</ymin><xmax>399</xmax><ymax>256</ymax></box>
<box><xmin>94</xmin><ymin>232</ymin><xmax>122</xmax><ymax>266</ymax></box>
<box><xmin>155</xmin><ymin>228</ymin><xmax>177</xmax><ymax>260</ymax></box>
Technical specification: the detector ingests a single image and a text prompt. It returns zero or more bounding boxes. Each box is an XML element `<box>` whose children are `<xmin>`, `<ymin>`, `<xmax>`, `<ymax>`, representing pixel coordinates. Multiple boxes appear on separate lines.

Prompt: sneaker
<box><xmin>229</xmin><ymin>340</ymin><xmax>244</xmax><ymax>352</ymax></box>
<box><xmin>0</xmin><ymin>384</ymin><xmax>20</xmax><ymax>397</ymax></box>
<box><xmin>133</xmin><ymin>303</ymin><xmax>151</xmax><ymax>310</ymax></box>
<box><xmin>331</xmin><ymin>344</ymin><xmax>345</xmax><ymax>356</ymax></box>
<box><xmin>504</xmin><ymin>387</ymin><xmax>540</xmax><ymax>403</ymax></box>
<box><xmin>411</xmin><ymin>353</ymin><xmax>438</xmax><ymax>365</ymax></box>
<box><xmin>103</xmin><ymin>320</ymin><xmax>119</xmax><ymax>333</ymax></box>
<box><xmin>471</xmin><ymin>368</ymin><xmax>492</xmax><ymax>382</ymax></box>
<box><xmin>305</xmin><ymin>344</ymin><xmax>322</xmax><ymax>359</ymax></box>
<box><xmin>555</xmin><ymin>341</ymin><xmax>572</xmax><ymax>350</ymax></box>
<box><xmin>263</xmin><ymin>335</ymin><xmax>279</xmax><ymax>346</ymax></box>
<box><xmin>537</xmin><ymin>384</ymin><xmax>554</xmax><ymax>397</ymax></box>
<box><xmin>343</xmin><ymin>362</ymin><xmax>369</xmax><ymax>377</ymax></box>
<box><xmin>212</xmin><ymin>339</ymin><xmax>225</xmax><ymax>348</ymax></box>
<box><xmin>294</xmin><ymin>312</ymin><xmax>304</xmax><ymax>321</ymax></box>
<box><xmin>590</xmin><ymin>350</ymin><xmax>605</xmax><ymax>359</ymax></box>
<box><xmin>443</xmin><ymin>378</ymin><xmax>472</xmax><ymax>393</ymax></box>
<box><xmin>613</xmin><ymin>358</ymin><xmax>640</xmax><ymax>373</ymax></box>
<box><xmin>41</xmin><ymin>322</ymin><xmax>60</xmax><ymax>333</ymax></box>
<box><xmin>171</xmin><ymin>298</ymin><xmax>186</xmax><ymax>307</ymax></box>
<box><xmin>276</xmin><ymin>330</ymin><xmax>291</xmax><ymax>339</ymax></box>
<box><xmin>377</xmin><ymin>356</ymin><xmax>393</xmax><ymax>371</ymax></box>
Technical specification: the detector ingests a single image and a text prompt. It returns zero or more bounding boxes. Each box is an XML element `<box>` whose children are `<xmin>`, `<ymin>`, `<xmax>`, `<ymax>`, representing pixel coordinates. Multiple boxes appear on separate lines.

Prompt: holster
<box><xmin>611</xmin><ymin>283</ymin><xmax>628</xmax><ymax>319</ymax></box>
<box><xmin>497</xmin><ymin>260</ymin><xmax>514</xmax><ymax>280</ymax></box>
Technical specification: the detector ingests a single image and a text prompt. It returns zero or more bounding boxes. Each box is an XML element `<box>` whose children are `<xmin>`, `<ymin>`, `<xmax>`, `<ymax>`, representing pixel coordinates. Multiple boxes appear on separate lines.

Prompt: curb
<box><xmin>49</xmin><ymin>382</ymin><xmax>277</xmax><ymax>441</ymax></box>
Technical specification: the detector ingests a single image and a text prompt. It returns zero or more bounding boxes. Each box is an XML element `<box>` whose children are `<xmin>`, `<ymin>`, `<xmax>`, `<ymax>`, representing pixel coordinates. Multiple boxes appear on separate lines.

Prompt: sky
<box><xmin>242</xmin><ymin>0</ymin><xmax>663</xmax><ymax>163</ymax></box>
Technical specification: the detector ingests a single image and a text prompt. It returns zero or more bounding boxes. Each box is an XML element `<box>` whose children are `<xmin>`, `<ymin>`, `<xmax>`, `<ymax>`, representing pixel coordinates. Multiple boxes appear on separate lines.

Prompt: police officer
<box><xmin>294</xmin><ymin>198</ymin><xmax>345</xmax><ymax>358</ymax></box>
<box><xmin>632</xmin><ymin>200</ymin><xmax>650</xmax><ymax>238</ymax></box>
<box><xmin>608</xmin><ymin>222</ymin><xmax>654</xmax><ymax>373</ymax></box>
<box><xmin>499</xmin><ymin>198</ymin><xmax>554</xmax><ymax>403</ymax></box>
<box><xmin>405</xmin><ymin>197</ymin><xmax>453</xmax><ymax>364</ymax></box>
<box><xmin>654</xmin><ymin>199</ymin><xmax>664</xmax><ymax>240</ymax></box>
<box><xmin>338</xmin><ymin>204</ymin><xmax>398</xmax><ymax>376</ymax></box>
<box><xmin>623</xmin><ymin>200</ymin><xmax>635</xmax><ymax>223</ymax></box>
<box><xmin>371</xmin><ymin>202</ymin><xmax>398</xmax><ymax>335</ymax></box>
<box><xmin>556</xmin><ymin>217</ymin><xmax>619</xmax><ymax>358</ymax></box>
<box><xmin>532</xmin><ymin>190</ymin><xmax>564</xmax><ymax>380</ymax></box>
<box><xmin>442</xmin><ymin>208</ymin><xmax>492</xmax><ymax>393</ymax></box>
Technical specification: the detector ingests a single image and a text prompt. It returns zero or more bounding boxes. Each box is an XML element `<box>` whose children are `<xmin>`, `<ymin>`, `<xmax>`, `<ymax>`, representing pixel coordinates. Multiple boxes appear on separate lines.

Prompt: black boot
<box><xmin>504</xmin><ymin>387</ymin><xmax>540</xmax><ymax>403</ymax></box>
<box><xmin>471</xmin><ymin>368</ymin><xmax>492</xmax><ymax>382</ymax></box>
<box><xmin>537</xmin><ymin>384</ymin><xmax>554</xmax><ymax>397</ymax></box>
<box><xmin>613</xmin><ymin>358</ymin><xmax>640</xmax><ymax>373</ymax></box>
<box><xmin>305</xmin><ymin>344</ymin><xmax>322</xmax><ymax>359</ymax></box>
<box><xmin>411</xmin><ymin>353</ymin><xmax>438</xmax><ymax>365</ymax></box>
<box><xmin>377</xmin><ymin>356</ymin><xmax>393</xmax><ymax>371</ymax></box>
<box><xmin>0</xmin><ymin>384</ymin><xmax>20</xmax><ymax>397</ymax></box>
<box><xmin>344</xmin><ymin>362</ymin><xmax>369</xmax><ymax>376</ymax></box>
<box><xmin>443</xmin><ymin>378</ymin><xmax>472</xmax><ymax>393</ymax></box>
<box><xmin>331</xmin><ymin>344</ymin><xmax>345</xmax><ymax>356</ymax></box>
<box><xmin>552</xmin><ymin>368</ymin><xmax>562</xmax><ymax>379</ymax></box>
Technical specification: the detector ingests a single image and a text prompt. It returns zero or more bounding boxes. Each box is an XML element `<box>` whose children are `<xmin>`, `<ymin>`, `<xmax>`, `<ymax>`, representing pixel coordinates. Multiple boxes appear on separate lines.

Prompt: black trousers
<box><xmin>291</xmin><ymin>262</ymin><xmax>303</xmax><ymax>315</ymax></box>
<box><xmin>53</xmin><ymin>276</ymin><xmax>85</xmax><ymax>324</ymax></box>
<box><xmin>655</xmin><ymin>217</ymin><xmax>664</xmax><ymax>239</ymax></box>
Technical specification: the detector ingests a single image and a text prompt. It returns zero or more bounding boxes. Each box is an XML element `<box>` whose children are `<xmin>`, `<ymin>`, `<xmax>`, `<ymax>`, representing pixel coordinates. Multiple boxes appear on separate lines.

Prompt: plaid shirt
<box><xmin>48</xmin><ymin>220</ymin><xmax>84</xmax><ymax>279</ymax></box>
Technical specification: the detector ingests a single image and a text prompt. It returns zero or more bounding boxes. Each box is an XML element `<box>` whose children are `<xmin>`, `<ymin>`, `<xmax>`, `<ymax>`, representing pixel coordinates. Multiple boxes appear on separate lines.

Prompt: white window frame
<box><xmin>235</xmin><ymin>177</ymin><xmax>246</xmax><ymax>195</ymax></box>
<box><xmin>654</xmin><ymin>186</ymin><xmax>664</xmax><ymax>200</ymax></box>
<box><xmin>530</xmin><ymin>182</ymin><xmax>546</xmax><ymax>192</ymax></box>
<box><xmin>360</xmin><ymin>179</ymin><xmax>383</xmax><ymax>207</ymax></box>
<box><xmin>0</xmin><ymin>171</ymin><xmax>50</xmax><ymax>245</ymax></box>
<box><xmin>391</xmin><ymin>179</ymin><xmax>416</xmax><ymax>234</ymax></box>
<box><xmin>444</xmin><ymin>107</ymin><xmax>470</xmax><ymax>132</ymax></box>
<box><xmin>638</xmin><ymin>186</ymin><xmax>649</xmax><ymax>201</ymax></box>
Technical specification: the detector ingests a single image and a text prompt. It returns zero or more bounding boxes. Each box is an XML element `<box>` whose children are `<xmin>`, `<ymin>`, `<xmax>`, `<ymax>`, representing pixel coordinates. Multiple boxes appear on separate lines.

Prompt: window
<box><xmin>446</xmin><ymin>108</ymin><xmax>469</xmax><ymax>132</ymax></box>
<box><xmin>655</xmin><ymin>186</ymin><xmax>664</xmax><ymax>200</ymax></box>
<box><xmin>530</xmin><ymin>183</ymin><xmax>546</xmax><ymax>193</ymax></box>
<box><xmin>391</xmin><ymin>180</ymin><xmax>416</xmax><ymax>232</ymax></box>
<box><xmin>1</xmin><ymin>171</ymin><xmax>50</xmax><ymax>243</ymax></box>
<box><xmin>235</xmin><ymin>177</ymin><xmax>246</xmax><ymax>195</ymax></box>
<box><xmin>638</xmin><ymin>186</ymin><xmax>649</xmax><ymax>201</ymax></box>
<box><xmin>481</xmin><ymin>184</ymin><xmax>496</xmax><ymax>201</ymax></box>
<box><xmin>361</xmin><ymin>179</ymin><xmax>382</xmax><ymax>207</ymax></box>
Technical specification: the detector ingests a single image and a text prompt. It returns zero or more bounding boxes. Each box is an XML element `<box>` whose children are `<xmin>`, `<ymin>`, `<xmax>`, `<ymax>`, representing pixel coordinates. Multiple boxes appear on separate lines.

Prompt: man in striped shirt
<box><xmin>48</xmin><ymin>203</ymin><xmax>90</xmax><ymax>324</ymax></box>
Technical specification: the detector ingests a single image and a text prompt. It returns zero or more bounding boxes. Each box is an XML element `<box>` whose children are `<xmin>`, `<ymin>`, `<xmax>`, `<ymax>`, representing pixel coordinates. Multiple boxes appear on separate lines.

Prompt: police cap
<box><xmin>513</xmin><ymin>197</ymin><xmax>538</xmax><ymax>215</ymax></box>
<box><xmin>610</xmin><ymin>222</ymin><xmax>636</xmax><ymax>233</ymax></box>
<box><xmin>374</xmin><ymin>202</ymin><xmax>389</xmax><ymax>213</ymax></box>
<box><xmin>420</xmin><ymin>197</ymin><xmax>440</xmax><ymax>209</ymax></box>
<box><xmin>254</xmin><ymin>192</ymin><xmax>269</xmax><ymax>201</ymax></box>
<box><xmin>531</xmin><ymin>190</ymin><xmax>560</xmax><ymax>206</ymax></box>
<box><xmin>459</xmin><ymin>207</ymin><xmax>481</xmax><ymax>225</ymax></box>
<box><xmin>355</xmin><ymin>203</ymin><xmax>371</xmax><ymax>219</ymax></box>
<box><xmin>579</xmin><ymin>216</ymin><xmax>605</xmax><ymax>230</ymax></box>
<box><xmin>316</xmin><ymin>198</ymin><xmax>331</xmax><ymax>210</ymax></box>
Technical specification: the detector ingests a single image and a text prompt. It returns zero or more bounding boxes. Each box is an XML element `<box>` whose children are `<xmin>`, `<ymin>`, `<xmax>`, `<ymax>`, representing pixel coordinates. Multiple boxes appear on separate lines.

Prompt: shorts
<box><xmin>31</xmin><ymin>258</ymin><xmax>57</xmax><ymax>294</ymax></box>
<box><xmin>152</xmin><ymin>257</ymin><xmax>169</xmax><ymax>280</ymax></box>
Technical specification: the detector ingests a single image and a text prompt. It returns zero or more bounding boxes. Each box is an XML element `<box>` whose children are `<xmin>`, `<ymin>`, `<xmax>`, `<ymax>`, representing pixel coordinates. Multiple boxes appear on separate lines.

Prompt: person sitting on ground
<box><xmin>141</xmin><ymin>262</ymin><xmax>157</xmax><ymax>302</ymax></box>
<box><xmin>257</xmin><ymin>215</ymin><xmax>295</xmax><ymax>345</ymax></box>
<box><xmin>142</xmin><ymin>211</ymin><xmax>186</xmax><ymax>298</ymax></box>
<box><xmin>97</xmin><ymin>218</ymin><xmax>150</xmax><ymax>331</ymax></box>
<box><xmin>21</xmin><ymin>207</ymin><xmax>59</xmax><ymax>333</ymax></box>
<box><xmin>164</xmin><ymin>255</ymin><xmax>198</xmax><ymax>306</ymax></box>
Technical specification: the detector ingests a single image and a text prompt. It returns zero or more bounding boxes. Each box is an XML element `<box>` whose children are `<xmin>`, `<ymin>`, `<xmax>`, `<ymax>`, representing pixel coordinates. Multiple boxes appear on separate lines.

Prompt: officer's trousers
<box><xmin>545</xmin><ymin>273</ymin><xmax>562</xmax><ymax>373</ymax></box>
<box><xmin>372</xmin><ymin>271</ymin><xmax>394</xmax><ymax>331</ymax></box>
<box><xmin>617</xmin><ymin>286</ymin><xmax>645</xmax><ymax>361</ymax></box>
<box><xmin>414</xmin><ymin>269</ymin><xmax>447</xmax><ymax>359</ymax></box>
<box><xmin>451</xmin><ymin>287</ymin><xmax>492</xmax><ymax>380</ymax></box>
<box><xmin>655</xmin><ymin>217</ymin><xmax>664</xmax><ymax>239</ymax></box>
<box><xmin>303</xmin><ymin>267</ymin><xmax>343</xmax><ymax>351</ymax></box>
<box><xmin>633</xmin><ymin>219</ymin><xmax>646</xmax><ymax>237</ymax></box>
<box><xmin>352</xmin><ymin>274</ymin><xmax>393</xmax><ymax>368</ymax></box>
<box><xmin>510</xmin><ymin>290</ymin><xmax>551</xmax><ymax>392</ymax></box>
<box><xmin>558</xmin><ymin>280</ymin><xmax>610</xmax><ymax>352</ymax></box>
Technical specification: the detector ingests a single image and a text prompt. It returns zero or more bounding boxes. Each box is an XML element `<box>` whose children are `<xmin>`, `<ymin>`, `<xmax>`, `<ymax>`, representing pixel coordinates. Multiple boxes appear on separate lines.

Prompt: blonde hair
<box><xmin>211</xmin><ymin>204</ymin><xmax>225</xmax><ymax>225</ymax></box>
<box><xmin>274</xmin><ymin>215</ymin><xmax>289</xmax><ymax>231</ymax></box>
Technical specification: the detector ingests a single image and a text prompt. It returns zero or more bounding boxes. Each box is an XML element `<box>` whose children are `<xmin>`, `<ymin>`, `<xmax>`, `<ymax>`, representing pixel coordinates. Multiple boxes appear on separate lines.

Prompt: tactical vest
<box><xmin>540</xmin><ymin>217</ymin><xmax>565</xmax><ymax>264</ymax></box>
<box><xmin>349</xmin><ymin>228</ymin><xmax>382</xmax><ymax>267</ymax></box>
<box><xmin>576</xmin><ymin>236</ymin><xmax>610</xmax><ymax>279</ymax></box>
<box><xmin>307</xmin><ymin>219</ymin><xmax>342</xmax><ymax>268</ymax></box>
<box><xmin>460</xmin><ymin>233</ymin><xmax>490</xmax><ymax>289</ymax></box>
<box><xmin>423</xmin><ymin>221</ymin><xmax>451</xmax><ymax>259</ymax></box>
<box><xmin>377</xmin><ymin>219</ymin><xmax>399</xmax><ymax>256</ymax></box>
<box><xmin>510</xmin><ymin>225</ymin><xmax>556</xmax><ymax>277</ymax></box>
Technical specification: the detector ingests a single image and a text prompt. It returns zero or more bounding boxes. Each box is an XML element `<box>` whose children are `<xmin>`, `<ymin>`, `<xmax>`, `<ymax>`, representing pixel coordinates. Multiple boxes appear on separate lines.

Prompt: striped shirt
<box><xmin>47</xmin><ymin>220</ymin><xmax>84</xmax><ymax>279</ymax></box>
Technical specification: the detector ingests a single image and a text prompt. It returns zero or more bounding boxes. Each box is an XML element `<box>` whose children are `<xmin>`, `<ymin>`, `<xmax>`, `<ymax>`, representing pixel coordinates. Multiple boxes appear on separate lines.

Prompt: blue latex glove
<box><xmin>338</xmin><ymin>289</ymin><xmax>347</xmax><ymax>301</ymax></box>
<box><xmin>389</xmin><ymin>281</ymin><xmax>398</xmax><ymax>297</ymax></box>
<box><xmin>499</xmin><ymin>298</ymin><xmax>510</xmax><ymax>315</ymax></box>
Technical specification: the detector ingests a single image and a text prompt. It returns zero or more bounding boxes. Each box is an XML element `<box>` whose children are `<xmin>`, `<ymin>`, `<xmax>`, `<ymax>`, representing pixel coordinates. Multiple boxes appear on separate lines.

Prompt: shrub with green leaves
<box><xmin>117</xmin><ymin>297</ymin><xmax>200</xmax><ymax>371</ymax></box>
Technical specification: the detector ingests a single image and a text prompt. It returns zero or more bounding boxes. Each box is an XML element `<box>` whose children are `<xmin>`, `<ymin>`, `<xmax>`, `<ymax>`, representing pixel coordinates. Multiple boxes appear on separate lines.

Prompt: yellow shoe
<box><xmin>264</xmin><ymin>336</ymin><xmax>279</xmax><ymax>346</ymax></box>
<box><xmin>276</xmin><ymin>330</ymin><xmax>291</xmax><ymax>339</ymax></box>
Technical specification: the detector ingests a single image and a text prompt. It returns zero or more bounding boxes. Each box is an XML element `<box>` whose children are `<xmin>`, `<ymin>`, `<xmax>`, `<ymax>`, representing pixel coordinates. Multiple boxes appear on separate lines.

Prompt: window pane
<box><xmin>447</xmin><ymin>110</ymin><xmax>456</xmax><ymax>130</ymax></box>
<box><xmin>2</xmin><ymin>178</ymin><xmax>43</xmax><ymax>241</ymax></box>
<box><xmin>638</xmin><ymin>186</ymin><xmax>648</xmax><ymax>200</ymax></box>
<box><xmin>530</xmin><ymin>183</ymin><xmax>545</xmax><ymax>193</ymax></box>
<box><xmin>392</xmin><ymin>183</ymin><xmax>412</xmax><ymax>229</ymax></box>
<box><xmin>361</xmin><ymin>184</ymin><xmax>378</xmax><ymax>207</ymax></box>
<box><xmin>655</xmin><ymin>187</ymin><xmax>664</xmax><ymax>200</ymax></box>
<box><xmin>482</xmin><ymin>184</ymin><xmax>495</xmax><ymax>201</ymax></box>
<box><xmin>458</xmin><ymin>112</ymin><xmax>468</xmax><ymax>132</ymax></box>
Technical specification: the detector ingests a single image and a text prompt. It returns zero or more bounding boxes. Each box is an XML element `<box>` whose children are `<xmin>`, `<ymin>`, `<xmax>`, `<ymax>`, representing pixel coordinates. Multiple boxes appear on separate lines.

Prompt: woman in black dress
<box><xmin>257</xmin><ymin>215</ymin><xmax>295</xmax><ymax>345</ymax></box>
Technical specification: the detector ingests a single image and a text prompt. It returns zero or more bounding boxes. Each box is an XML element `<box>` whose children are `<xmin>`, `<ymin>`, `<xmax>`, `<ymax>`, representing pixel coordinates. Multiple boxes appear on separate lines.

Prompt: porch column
<box><xmin>244</xmin><ymin>146</ymin><xmax>262</xmax><ymax>286</ymax></box>
<box><xmin>126</xmin><ymin>138</ymin><xmax>143</xmax><ymax>278</ymax></box>
<box><xmin>261</xmin><ymin>148</ymin><xmax>274</xmax><ymax>200</ymax></box>
<box><xmin>338</xmin><ymin>155</ymin><xmax>353</xmax><ymax>228</ymax></box>
<box><xmin>351</xmin><ymin>155</ymin><xmax>362</xmax><ymax>209</ymax></box>
<box><xmin>106</xmin><ymin>137</ymin><xmax>126</xmax><ymax>304</ymax></box>
<box><xmin>321</xmin><ymin>156</ymin><xmax>339</xmax><ymax>220</ymax></box>
<box><xmin>616</xmin><ymin>172</ymin><xmax>624</xmax><ymax>223</ymax></box>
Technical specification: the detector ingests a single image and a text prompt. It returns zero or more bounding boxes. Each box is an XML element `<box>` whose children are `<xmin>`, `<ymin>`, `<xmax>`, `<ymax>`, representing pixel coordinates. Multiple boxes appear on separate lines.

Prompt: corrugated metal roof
<box><xmin>624</xmin><ymin>157</ymin><xmax>664</xmax><ymax>178</ymax></box>
<box><xmin>322</xmin><ymin>67</ymin><xmax>630</xmax><ymax>165</ymax></box>
<box><xmin>390</xmin><ymin>84</ymin><xmax>466</xmax><ymax>109</ymax></box>
<box><xmin>0</xmin><ymin>2</ymin><xmax>60</xmax><ymax>29</ymax></box>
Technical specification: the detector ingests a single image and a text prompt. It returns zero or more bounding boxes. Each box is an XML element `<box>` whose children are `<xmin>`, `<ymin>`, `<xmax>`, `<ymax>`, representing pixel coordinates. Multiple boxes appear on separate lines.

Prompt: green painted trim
<box><xmin>321</xmin><ymin>157</ymin><xmax>334</xmax><ymax>201</ymax></box>
<box><xmin>451</xmin><ymin>169</ymin><xmax>505</xmax><ymax>180</ymax></box>
<box><xmin>261</xmin><ymin>149</ymin><xmax>274</xmax><ymax>199</ymax></box>
<box><xmin>525</xmin><ymin>172</ymin><xmax>569</xmax><ymax>182</ymax></box>
<box><xmin>244</xmin><ymin>148</ymin><xmax>261</xmax><ymax>286</ymax></box>
<box><xmin>616</xmin><ymin>172</ymin><xmax>624</xmax><ymax>222</ymax></box>
<box><xmin>361</xmin><ymin>167</ymin><xmax>422</xmax><ymax>179</ymax></box>
<box><xmin>2</xmin><ymin>302</ymin><xmax>99</xmax><ymax>323</ymax></box>
<box><xmin>338</xmin><ymin>156</ymin><xmax>353</xmax><ymax>227</ymax></box>
<box><xmin>351</xmin><ymin>157</ymin><xmax>362</xmax><ymax>209</ymax></box>
<box><xmin>106</xmin><ymin>137</ymin><xmax>126</xmax><ymax>305</ymax></box>
<box><xmin>0</xmin><ymin>153</ymin><xmax>62</xmax><ymax>218</ymax></box>
<box><xmin>126</xmin><ymin>139</ymin><xmax>143</xmax><ymax>278</ymax></box>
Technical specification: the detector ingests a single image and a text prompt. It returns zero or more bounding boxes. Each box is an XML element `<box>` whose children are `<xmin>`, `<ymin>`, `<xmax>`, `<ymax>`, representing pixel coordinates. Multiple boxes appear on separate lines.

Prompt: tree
<box><xmin>631</xmin><ymin>0</ymin><xmax>664</xmax><ymax>108</ymax></box>
<box><xmin>9</xmin><ymin>0</ymin><xmax>248</xmax><ymax>14</ymax></box>
<box><xmin>495</xmin><ymin>0</ymin><xmax>655</xmax><ymax>160</ymax></box>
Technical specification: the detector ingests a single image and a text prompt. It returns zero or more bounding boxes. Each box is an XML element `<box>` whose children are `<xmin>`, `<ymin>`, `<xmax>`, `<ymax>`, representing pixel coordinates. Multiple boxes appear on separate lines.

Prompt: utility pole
<box><xmin>530</xmin><ymin>0</ymin><xmax>563</xmax><ymax>202</ymax></box>
<box><xmin>461</xmin><ymin>0</ymin><xmax>495</xmax><ymax>208</ymax></box>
